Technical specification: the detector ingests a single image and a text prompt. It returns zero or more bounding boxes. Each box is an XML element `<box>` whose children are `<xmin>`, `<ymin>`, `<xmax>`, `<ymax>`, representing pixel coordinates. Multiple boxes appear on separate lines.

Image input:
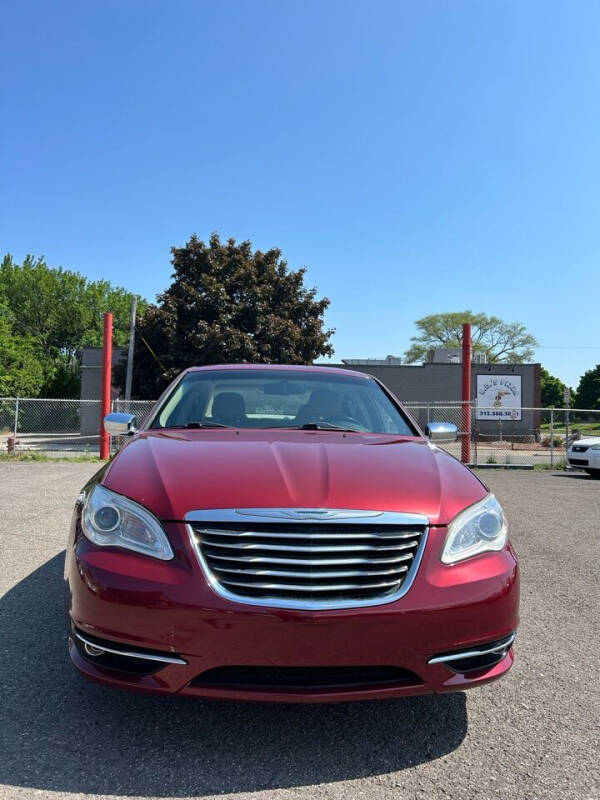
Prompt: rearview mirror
<box><xmin>104</xmin><ymin>413</ymin><xmax>137</xmax><ymax>436</ymax></box>
<box><xmin>262</xmin><ymin>380</ymin><xmax>305</xmax><ymax>396</ymax></box>
<box><xmin>425</xmin><ymin>421</ymin><xmax>458</xmax><ymax>442</ymax></box>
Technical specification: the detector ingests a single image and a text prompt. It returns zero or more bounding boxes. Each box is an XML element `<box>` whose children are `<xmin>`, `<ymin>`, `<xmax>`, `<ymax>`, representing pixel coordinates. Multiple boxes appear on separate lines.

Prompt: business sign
<box><xmin>476</xmin><ymin>375</ymin><xmax>522</xmax><ymax>420</ymax></box>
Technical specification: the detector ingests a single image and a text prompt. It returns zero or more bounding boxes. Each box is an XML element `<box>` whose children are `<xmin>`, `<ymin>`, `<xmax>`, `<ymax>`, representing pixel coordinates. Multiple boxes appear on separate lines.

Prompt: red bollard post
<box><xmin>461</xmin><ymin>323</ymin><xmax>472</xmax><ymax>464</ymax></box>
<box><xmin>100</xmin><ymin>312</ymin><xmax>113</xmax><ymax>460</ymax></box>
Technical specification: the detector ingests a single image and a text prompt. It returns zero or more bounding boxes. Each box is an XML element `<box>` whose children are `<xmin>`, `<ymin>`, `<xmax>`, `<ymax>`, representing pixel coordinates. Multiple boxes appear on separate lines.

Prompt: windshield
<box><xmin>149</xmin><ymin>369</ymin><xmax>416</xmax><ymax>435</ymax></box>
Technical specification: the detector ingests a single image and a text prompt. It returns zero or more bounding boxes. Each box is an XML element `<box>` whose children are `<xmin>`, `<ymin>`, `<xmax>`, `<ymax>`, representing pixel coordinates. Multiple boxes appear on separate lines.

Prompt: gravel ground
<box><xmin>0</xmin><ymin>463</ymin><xmax>598</xmax><ymax>800</ymax></box>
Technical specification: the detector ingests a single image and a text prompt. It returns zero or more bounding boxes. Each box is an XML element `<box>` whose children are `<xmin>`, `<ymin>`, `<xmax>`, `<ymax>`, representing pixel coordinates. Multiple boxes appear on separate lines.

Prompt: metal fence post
<box><xmin>565</xmin><ymin>403</ymin><xmax>570</xmax><ymax>469</ymax></box>
<box><xmin>14</xmin><ymin>397</ymin><xmax>19</xmax><ymax>452</ymax></box>
<box><xmin>461</xmin><ymin>324</ymin><xmax>472</xmax><ymax>464</ymax></box>
<box><xmin>550</xmin><ymin>409</ymin><xmax>554</xmax><ymax>468</ymax></box>
<box><xmin>100</xmin><ymin>312</ymin><xmax>113</xmax><ymax>460</ymax></box>
<box><xmin>109</xmin><ymin>399</ymin><xmax>115</xmax><ymax>455</ymax></box>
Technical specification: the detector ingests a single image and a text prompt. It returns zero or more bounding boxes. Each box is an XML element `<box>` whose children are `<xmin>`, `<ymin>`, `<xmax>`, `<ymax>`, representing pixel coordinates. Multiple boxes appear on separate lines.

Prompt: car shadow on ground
<box><xmin>551</xmin><ymin>472</ymin><xmax>598</xmax><ymax>480</ymax></box>
<box><xmin>0</xmin><ymin>553</ymin><xmax>467</xmax><ymax>797</ymax></box>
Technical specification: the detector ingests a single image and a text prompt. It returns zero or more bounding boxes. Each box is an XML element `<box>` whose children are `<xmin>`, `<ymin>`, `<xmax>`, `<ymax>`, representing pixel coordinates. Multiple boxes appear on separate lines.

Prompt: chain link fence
<box><xmin>0</xmin><ymin>397</ymin><xmax>155</xmax><ymax>455</ymax></box>
<box><xmin>404</xmin><ymin>402</ymin><xmax>600</xmax><ymax>468</ymax></box>
<box><xmin>1</xmin><ymin>396</ymin><xmax>599</xmax><ymax>467</ymax></box>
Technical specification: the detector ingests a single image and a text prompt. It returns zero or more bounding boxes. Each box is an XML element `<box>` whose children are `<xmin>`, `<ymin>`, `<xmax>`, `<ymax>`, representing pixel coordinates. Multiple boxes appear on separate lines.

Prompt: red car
<box><xmin>65</xmin><ymin>364</ymin><xmax>519</xmax><ymax>702</ymax></box>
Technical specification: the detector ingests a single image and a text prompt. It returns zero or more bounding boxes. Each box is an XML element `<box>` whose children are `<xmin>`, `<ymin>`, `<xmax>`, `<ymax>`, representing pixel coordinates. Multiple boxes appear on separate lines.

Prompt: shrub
<box><xmin>541</xmin><ymin>435</ymin><xmax>562</xmax><ymax>447</ymax></box>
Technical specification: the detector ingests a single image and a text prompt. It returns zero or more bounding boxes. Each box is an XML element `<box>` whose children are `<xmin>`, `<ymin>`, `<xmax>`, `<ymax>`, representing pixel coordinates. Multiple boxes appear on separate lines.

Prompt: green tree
<box><xmin>576</xmin><ymin>364</ymin><xmax>600</xmax><ymax>410</ymax></box>
<box><xmin>0</xmin><ymin>254</ymin><xmax>147</xmax><ymax>396</ymax></box>
<box><xmin>540</xmin><ymin>367</ymin><xmax>571</xmax><ymax>407</ymax></box>
<box><xmin>404</xmin><ymin>311</ymin><xmax>538</xmax><ymax>364</ymax></box>
<box><xmin>121</xmin><ymin>233</ymin><xmax>334</xmax><ymax>398</ymax></box>
<box><xmin>0</xmin><ymin>301</ymin><xmax>45</xmax><ymax>396</ymax></box>
<box><xmin>1</xmin><ymin>255</ymin><xmax>87</xmax><ymax>360</ymax></box>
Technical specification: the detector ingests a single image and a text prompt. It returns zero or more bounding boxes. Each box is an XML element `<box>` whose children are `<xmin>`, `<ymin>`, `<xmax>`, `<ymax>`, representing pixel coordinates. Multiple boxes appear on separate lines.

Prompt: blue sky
<box><xmin>2</xmin><ymin>0</ymin><xmax>600</xmax><ymax>388</ymax></box>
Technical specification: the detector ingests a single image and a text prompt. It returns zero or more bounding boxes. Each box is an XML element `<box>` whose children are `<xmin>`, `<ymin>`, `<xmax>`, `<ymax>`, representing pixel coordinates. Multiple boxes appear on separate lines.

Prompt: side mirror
<box><xmin>425</xmin><ymin>421</ymin><xmax>458</xmax><ymax>442</ymax></box>
<box><xmin>104</xmin><ymin>413</ymin><xmax>137</xmax><ymax>436</ymax></box>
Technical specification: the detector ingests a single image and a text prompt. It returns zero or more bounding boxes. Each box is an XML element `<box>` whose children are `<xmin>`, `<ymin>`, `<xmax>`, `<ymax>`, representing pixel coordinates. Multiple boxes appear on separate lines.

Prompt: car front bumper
<box><xmin>567</xmin><ymin>448</ymin><xmax>600</xmax><ymax>470</ymax></box>
<box><xmin>65</xmin><ymin>515</ymin><xmax>520</xmax><ymax>703</ymax></box>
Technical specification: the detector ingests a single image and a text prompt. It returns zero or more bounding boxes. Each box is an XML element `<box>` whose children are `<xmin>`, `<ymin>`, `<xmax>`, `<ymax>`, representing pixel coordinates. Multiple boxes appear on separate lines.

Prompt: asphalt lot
<box><xmin>0</xmin><ymin>463</ymin><xmax>598</xmax><ymax>800</ymax></box>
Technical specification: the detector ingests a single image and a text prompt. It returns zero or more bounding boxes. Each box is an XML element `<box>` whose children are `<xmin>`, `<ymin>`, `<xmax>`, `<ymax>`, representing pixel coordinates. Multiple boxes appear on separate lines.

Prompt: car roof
<box><xmin>184</xmin><ymin>363</ymin><xmax>372</xmax><ymax>380</ymax></box>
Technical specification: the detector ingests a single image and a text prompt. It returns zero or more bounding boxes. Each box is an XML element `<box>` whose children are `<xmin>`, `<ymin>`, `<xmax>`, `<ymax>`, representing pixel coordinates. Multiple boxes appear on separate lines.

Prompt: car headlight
<box><xmin>589</xmin><ymin>444</ymin><xmax>600</xmax><ymax>450</ymax></box>
<box><xmin>441</xmin><ymin>494</ymin><xmax>508</xmax><ymax>565</ymax></box>
<box><xmin>81</xmin><ymin>484</ymin><xmax>173</xmax><ymax>560</ymax></box>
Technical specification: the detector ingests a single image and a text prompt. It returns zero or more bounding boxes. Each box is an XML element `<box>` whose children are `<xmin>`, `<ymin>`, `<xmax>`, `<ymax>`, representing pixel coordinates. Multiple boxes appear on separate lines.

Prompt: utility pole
<box><xmin>124</xmin><ymin>295</ymin><xmax>138</xmax><ymax>402</ymax></box>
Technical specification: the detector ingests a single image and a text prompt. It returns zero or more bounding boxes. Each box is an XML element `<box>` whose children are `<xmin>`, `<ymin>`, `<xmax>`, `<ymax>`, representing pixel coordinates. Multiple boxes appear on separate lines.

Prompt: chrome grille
<box><xmin>186</xmin><ymin>509</ymin><xmax>428</xmax><ymax>610</ymax></box>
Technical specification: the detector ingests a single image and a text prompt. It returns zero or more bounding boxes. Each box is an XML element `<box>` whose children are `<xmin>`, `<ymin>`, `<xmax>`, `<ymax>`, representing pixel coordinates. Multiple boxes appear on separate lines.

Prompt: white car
<box><xmin>567</xmin><ymin>437</ymin><xmax>600</xmax><ymax>478</ymax></box>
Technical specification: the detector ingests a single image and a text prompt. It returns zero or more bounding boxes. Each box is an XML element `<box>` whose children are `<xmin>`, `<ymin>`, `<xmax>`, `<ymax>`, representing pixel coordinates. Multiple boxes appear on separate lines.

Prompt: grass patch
<box><xmin>0</xmin><ymin>452</ymin><xmax>102</xmax><ymax>463</ymax></box>
<box><xmin>540</xmin><ymin>421</ymin><xmax>600</xmax><ymax>435</ymax></box>
<box><xmin>534</xmin><ymin>460</ymin><xmax>567</xmax><ymax>471</ymax></box>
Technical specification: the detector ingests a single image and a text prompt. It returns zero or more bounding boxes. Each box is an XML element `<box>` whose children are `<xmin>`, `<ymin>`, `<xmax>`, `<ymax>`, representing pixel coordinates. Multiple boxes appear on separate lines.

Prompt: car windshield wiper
<box><xmin>159</xmin><ymin>421</ymin><xmax>232</xmax><ymax>429</ymax></box>
<box><xmin>184</xmin><ymin>421</ymin><xmax>232</xmax><ymax>429</ymax></box>
<box><xmin>297</xmin><ymin>422</ymin><xmax>364</xmax><ymax>432</ymax></box>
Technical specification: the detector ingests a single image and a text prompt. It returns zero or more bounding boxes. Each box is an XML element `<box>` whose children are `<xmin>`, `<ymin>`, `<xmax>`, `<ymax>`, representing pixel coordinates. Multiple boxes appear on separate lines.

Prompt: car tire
<box><xmin>584</xmin><ymin>469</ymin><xmax>600</xmax><ymax>479</ymax></box>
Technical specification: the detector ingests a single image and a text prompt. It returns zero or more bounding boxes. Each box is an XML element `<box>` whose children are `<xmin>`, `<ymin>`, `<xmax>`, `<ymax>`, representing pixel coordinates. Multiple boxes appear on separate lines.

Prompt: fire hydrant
<box><xmin>7</xmin><ymin>435</ymin><xmax>17</xmax><ymax>453</ymax></box>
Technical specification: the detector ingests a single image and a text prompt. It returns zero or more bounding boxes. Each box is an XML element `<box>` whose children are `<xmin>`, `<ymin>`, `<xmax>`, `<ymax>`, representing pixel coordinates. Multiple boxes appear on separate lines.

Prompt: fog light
<box><xmin>84</xmin><ymin>642</ymin><xmax>105</xmax><ymax>657</ymax></box>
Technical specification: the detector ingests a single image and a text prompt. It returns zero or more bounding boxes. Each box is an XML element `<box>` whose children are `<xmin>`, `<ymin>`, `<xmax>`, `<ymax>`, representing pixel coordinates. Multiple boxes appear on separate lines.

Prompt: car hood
<box><xmin>570</xmin><ymin>436</ymin><xmax>600</xmax><ymax>447</ymax></box>
<box><xmin>102</xmin><ymin>429</ymin><xmax>488</xmax><ymax>525</ymax></box>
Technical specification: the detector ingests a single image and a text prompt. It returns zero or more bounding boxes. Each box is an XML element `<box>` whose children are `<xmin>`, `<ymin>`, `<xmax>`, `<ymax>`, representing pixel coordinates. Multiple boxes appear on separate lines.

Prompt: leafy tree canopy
<box><xmin>0</xmin><ymin>254</ymin><xmax>147</xmax><ymax>397</ymax></box>
<box><xmin>121</xmin><ymin>233</ymin><xmax>334</xmax><ymax>398</ymax></box>
<box><xmin>0</xmin><ymin>300</ymin><xmax>45</xmax><ymax>396</ymax></box>
<box><xmin>575</xmin><ymin>364</ymin><xmax>600</xmax><ymax>410</ymax></box>
<box><xmin>404</xmin><ymin>311</ymin><xmax>538</xmax><ymax>364</ymax></box>
<box><xmin>540</xmin><ymin>367</ymin><xmax>573</xmax><ymax>408</ymax></box>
